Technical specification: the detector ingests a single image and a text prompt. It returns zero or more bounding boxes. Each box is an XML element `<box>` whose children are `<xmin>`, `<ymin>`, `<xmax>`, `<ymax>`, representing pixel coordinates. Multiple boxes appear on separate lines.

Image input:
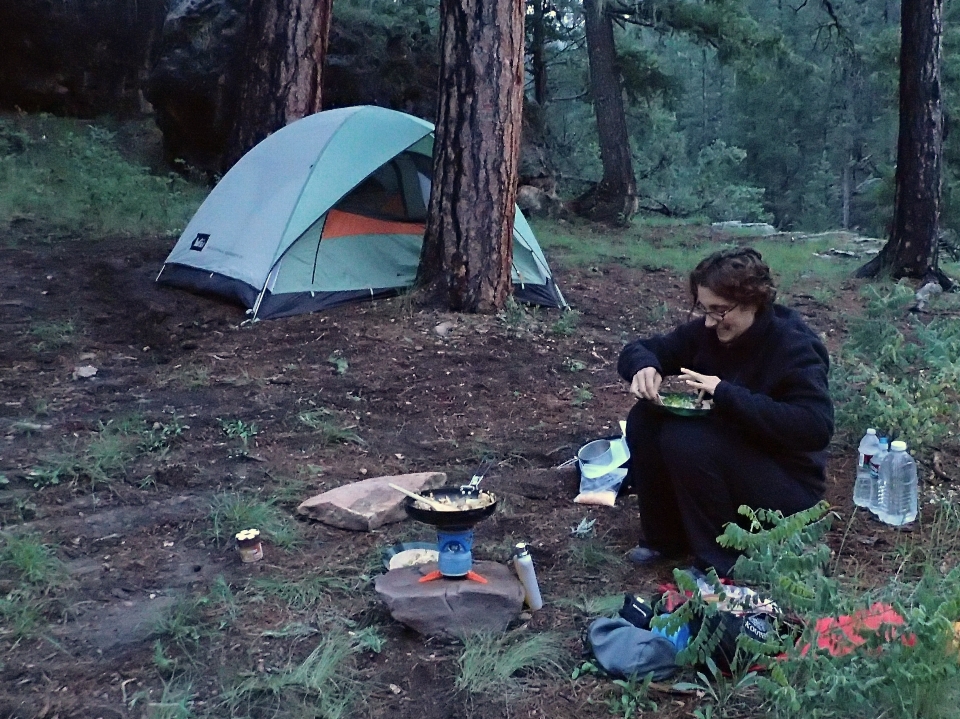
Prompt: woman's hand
<box><xmin>630</xmin><ymin>367</ymin><xmax>662</xmax><ymax>400</ymax></box>
<box><xmin>679</xmin><ymin>367</ymin><xmax>721</xmax><ymax>396</ymax></box>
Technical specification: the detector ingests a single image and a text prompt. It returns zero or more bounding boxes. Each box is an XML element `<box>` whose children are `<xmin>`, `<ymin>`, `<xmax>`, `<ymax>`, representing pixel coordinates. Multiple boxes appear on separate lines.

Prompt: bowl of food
<box><xmin>649</xmin><ymin>392</ymin><xmax>712</xmax><ymax>418</ymax></box>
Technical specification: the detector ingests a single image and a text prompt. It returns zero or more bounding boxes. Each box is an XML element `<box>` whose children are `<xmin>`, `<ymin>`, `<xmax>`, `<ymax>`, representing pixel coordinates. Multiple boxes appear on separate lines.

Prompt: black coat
<box><xmin>617</xmin><ymin>304</ymin><xmax>834</xmax><ymax>492</ymax></box>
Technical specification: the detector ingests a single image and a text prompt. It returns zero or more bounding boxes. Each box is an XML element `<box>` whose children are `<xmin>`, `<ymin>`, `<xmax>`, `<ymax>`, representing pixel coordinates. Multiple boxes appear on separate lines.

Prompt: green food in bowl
<box><xmin>661</xmin><ymin>394</ymin><xmax>701</xmax><ymax>409</ymax></box>
<box><xmin>652</xmin><ymin>393</ymin><xmax>711</xmax><ymax>417</ymax></box>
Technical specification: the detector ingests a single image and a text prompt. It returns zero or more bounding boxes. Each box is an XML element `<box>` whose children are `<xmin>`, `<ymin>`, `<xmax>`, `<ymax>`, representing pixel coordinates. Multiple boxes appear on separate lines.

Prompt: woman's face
<box><xmin>695</xmin><ymin>286</ymin><xmax>758</xmax><ymax>344</ymax></box>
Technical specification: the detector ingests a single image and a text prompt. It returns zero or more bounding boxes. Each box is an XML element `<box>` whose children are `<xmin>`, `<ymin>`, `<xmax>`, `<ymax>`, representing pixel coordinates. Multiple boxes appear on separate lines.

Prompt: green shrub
<box><xmin>0</xmin><ymin>115</ymin><xmax>205</xmax><ymax>236</ymax></box>
<box><xmin>663</xmin><ymin>503</ymin><xmax>960</xmax><ymax>719</ymax></box>
<box><xmin>831</xmin><ymin>286</ymin><xmax>960</xmax><ymax>453</ymax></box>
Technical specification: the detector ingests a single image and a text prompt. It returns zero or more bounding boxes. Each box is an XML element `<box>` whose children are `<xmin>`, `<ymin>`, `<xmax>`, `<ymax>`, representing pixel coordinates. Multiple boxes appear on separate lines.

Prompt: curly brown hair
<box><xmin>689</xmin><ymin>247</ymin><xmax>777</xmax><ymax>311</ymax></box>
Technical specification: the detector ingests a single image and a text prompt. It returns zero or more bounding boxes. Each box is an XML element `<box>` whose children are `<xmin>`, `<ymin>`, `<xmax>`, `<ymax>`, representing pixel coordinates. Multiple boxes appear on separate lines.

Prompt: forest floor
<box><xmin>1</xmin><ymin>221</ymin><xmax>958</xmax><ymax>719</ymax></box>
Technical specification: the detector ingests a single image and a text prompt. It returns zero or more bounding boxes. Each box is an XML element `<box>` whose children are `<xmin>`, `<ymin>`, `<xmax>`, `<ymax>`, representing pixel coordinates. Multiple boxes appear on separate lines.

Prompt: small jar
<box><xmin>236</xmin><ymin>528</ymin><xmax>263</xmax><ymax>563</ymax></box>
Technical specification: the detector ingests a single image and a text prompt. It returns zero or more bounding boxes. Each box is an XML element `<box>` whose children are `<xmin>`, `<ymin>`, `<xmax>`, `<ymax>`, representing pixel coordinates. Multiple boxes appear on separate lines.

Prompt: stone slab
<box><xmin>296</xmin><ymin>472</ymin><xmax>447</xmax><ymax>531</ymax></box>
<box><xmin>374</xmin><ymin>560</ymin><xmax>525</xmax><ymax>637</ymax></box>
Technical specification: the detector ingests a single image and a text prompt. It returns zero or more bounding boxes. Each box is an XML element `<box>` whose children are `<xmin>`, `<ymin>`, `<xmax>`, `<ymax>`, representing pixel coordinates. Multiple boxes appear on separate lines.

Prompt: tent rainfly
<box><xmin>157</xmin><ymin>105</ymin><xmax>567</xmax><ymax>320</ymax></box>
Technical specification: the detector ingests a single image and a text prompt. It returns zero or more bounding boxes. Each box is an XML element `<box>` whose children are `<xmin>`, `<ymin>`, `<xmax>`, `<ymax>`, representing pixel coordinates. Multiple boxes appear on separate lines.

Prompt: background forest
<box><xmin>336</xmin><ymin>0</ymin><xmax>954</xmax><ymax>237</ymax></box>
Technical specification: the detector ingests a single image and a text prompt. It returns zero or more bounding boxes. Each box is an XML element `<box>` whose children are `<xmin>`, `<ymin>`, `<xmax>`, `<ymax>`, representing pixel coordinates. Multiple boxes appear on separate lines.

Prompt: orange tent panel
<box><xmin>322</xmin><ymin>209</ymin><xmax>425</xmax><ymax>240</ymax></box>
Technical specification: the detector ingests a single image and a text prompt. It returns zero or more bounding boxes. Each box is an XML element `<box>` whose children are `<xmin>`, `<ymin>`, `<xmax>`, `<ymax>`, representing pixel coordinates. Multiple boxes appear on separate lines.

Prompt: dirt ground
<box><xmin>0</xmin><ymin>224</ymin><xmax>953</xmax><ymax>719</ymax></box>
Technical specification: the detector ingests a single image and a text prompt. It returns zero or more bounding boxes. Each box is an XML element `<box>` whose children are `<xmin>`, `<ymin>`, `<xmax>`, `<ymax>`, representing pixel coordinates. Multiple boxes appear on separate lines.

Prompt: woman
<box><xmin>617</xmin><ymin>247</ymin><xmax>833</xmax><ymax>576</ymax></box>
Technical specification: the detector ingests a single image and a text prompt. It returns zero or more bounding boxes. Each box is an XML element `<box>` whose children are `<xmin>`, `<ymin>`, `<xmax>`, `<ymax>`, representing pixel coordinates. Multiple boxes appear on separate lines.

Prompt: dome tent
<box><xmin>157</xmin><ymin>105</ymin><xmax>566</xmax><ymax>320</ymax></box>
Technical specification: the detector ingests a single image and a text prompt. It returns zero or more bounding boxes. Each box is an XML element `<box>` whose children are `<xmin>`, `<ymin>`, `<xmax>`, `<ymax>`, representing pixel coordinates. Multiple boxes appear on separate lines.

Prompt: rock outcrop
<box><xmin>0</xmin><ymin>0</ymin><xmax>168</xmax><ymax>116</ymax></box>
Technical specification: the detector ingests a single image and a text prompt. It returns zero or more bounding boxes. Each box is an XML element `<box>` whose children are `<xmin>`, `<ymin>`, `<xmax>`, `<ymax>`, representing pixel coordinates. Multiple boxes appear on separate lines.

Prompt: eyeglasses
<box><xmin>692</xmin><ymin>302</ymin><xmax>739</xmax><ymax>321</ymax></box>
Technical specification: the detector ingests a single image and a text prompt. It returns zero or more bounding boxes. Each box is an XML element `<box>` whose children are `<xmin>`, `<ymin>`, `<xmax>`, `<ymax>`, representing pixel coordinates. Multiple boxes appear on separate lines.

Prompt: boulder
<box><xmin>145</xmin><ymin>0</ymin><xmax>247</xmax><ymax>171</ymax></box>
<box><xmin>374</xmin><ymin>560</ymin><xmax>525</xmax><ymax>636</ymax></box>
<box><xmin>0</xmin><ymin>0</ymin><xmax>168</xmax><ymax>116</ymax></box>
<box><xmin>296</xmin><ymin>472</ymin><xmax>447</xmax><ymax>531</ymax></box>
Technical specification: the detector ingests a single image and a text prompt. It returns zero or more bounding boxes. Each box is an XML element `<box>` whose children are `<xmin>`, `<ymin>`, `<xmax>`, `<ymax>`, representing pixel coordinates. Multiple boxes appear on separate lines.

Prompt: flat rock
<box><xmin>374</xmin><ymin>560</ymin><xmax>525</xmax><ymax>637</ymax></box>
<box><xmin>297</xmin><ymin>472</ymin><xmax>447</xmax><ymax>531</ymax></box>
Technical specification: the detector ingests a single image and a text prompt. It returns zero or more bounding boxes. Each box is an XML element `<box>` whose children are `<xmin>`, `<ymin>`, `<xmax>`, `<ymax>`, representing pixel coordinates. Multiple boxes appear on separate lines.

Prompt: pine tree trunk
<box><xmin>419</xmin><ymin>0</ymin><xmax>524</xmax><ymax>313</ymax></box>
<box><xmin>530</xmin><ymin>0</ymin><xmax>549</xmax><ymax>107</ymax></box>
<box><xmin>575</xmin><ymin>0</ymin><xmax>637</xmax><ymax>225</ymax></box>
<box><xmin>857</xmin><ymin>0</ymin><xmax>943</xmax><ymax>281</ymax></box>
<box><xmin>222</xmin><ymin>0</ymin><xmax>333</xmax><ymax>171</ymax></box>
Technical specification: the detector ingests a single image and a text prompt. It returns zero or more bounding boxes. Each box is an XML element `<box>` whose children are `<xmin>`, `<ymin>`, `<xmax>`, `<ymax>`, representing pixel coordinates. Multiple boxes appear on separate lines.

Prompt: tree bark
<box><xmin>222</xmin><ymin>0</ymin><xmax>333</xmax><ymax>172</ymax></box>
<box><xmin>573</xmin><ymin>0</ymin><xmax>638</xmax><ymax>225</ymax></box>
<box><xmin>856</xmin><ymin>0</ymin><xmax>944</xmax><ymax>282</ymax></box>
<box><xmin>419</xmin><ymin>0</ymin><xmax>525</xmax><ymax>313</ymax></box>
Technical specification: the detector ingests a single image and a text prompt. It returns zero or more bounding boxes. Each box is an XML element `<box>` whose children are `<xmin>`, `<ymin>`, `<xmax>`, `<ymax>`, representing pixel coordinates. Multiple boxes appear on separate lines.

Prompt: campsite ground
<box><xmin>1</xmin><ymin>220</ymin><xmax>959</xmax><ymax>719</ymax></box>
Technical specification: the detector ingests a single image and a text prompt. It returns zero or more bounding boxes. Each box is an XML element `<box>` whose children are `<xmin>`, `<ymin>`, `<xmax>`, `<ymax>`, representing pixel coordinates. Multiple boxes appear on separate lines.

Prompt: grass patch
<box><xmin>549</xmin><ymin>308</ymin><xmax>581</xmax><ymax>337</ymax></box>
<box><xmin>297</xmin><ymin>409</ymin><xmax>364</xmax><ymax>446</ymax></box>
<box><xmin>208</xmin><ymin>492</ymin><xmax>299</xmax><ymax>549</ymax></box>
<box><xmin>155</xmin><ymin>595</ymin><xmax>210</xmax><ymax>652</ymax></box>
<box><xmin>221</xmin><ymin>629</ymin><xmax>358</xmax><ymax>718</ymax></box>
<box><xmin>0</xmin><ymin>533</ymin><xmax>68</xmax><ymax>640</ymax></box>
<box><xmin>28</xmin><ymin>420</ymin><xmax>140</xmax><ymax>489</ymax></box>
<box><xmin>130</xmin><ymin>679</ymin><xmax>196</xmax><ymax>719</ymax></box>
<box><xmin>218</xmin><ymin>418</ymin><xmax>259</xmax><ymax>456</ymax></box>
<box><xmin>456</xmin><ymin>630</ymin><xmax>565</xmax><ymax>696</ymax></box>
<box><xmin>250</xmin><ymin>575</ymin><xmax>350</xmax><ymax>610</ymax></box>
<box><xmin>29</xmin><ymin>319</ymin><xmax>77</xmax><ymax>352</ymax></box>
<box><xmin>0</xmin><ymin>533</ymin><xmax>67</xmax><ymax>587</ymax></box>
<box><xmin>532</xmin><ymin>217</ymin><xmax>860</xmax><ymax>294</ymax></box>
<box><xmin>165</xmin><ymin>365</ymin><xmax>212</xmax><ymax>389</ymax></box>
<box><xmin>554</xmin><ymin>593</ymin><xmax>624</xmax><ymax>617</ymax></box>
<box><xmin>0</xmin><ymin>114</ymin><xmax>205</xmax><ymax>236</ymax></box>
<box><xmin>566</xmin><ymin>537</ymin><xmax>623</xmax><ymax>570</ymax></box>
<box><xmin>0</xmin><ymin>589</ymin><xmax>48</xmax><ymax>641</ymax></box>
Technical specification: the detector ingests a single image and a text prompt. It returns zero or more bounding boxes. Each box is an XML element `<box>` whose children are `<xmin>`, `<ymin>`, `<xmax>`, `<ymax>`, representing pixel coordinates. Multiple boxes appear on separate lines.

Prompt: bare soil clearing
<box><xmin>0</xmin><ymin>226</ymin><xmax>945</xmax><ymax>719</ymax></box>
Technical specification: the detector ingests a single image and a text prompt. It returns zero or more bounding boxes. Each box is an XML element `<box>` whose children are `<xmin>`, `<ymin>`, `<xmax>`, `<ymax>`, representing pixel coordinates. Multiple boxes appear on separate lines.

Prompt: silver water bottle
<box><xmin>513</xmin><ymin>543</ymin><xmax>544</xmax><ymax>611</ymax></box>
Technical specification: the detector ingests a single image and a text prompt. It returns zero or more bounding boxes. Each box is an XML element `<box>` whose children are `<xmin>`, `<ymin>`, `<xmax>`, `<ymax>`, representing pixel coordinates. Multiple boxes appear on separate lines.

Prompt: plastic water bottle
<box><xmin>513</xmin><ymin>543</ymin><xmax>544</xmax><ymax>610</ymax></box>
<box><xmin>876</xmin><ymin>441</ymin><xmax>918</xmax><ymax>525</ymax></box>
<box><xmin>854</xmin><ymin>428</ymin><xmax>880</xmax><ymax>507</ymax></box>
<box><xmin>868</xmin><ymin>437</ymin><xmax>889</xmax><ymax>517</ymax></box>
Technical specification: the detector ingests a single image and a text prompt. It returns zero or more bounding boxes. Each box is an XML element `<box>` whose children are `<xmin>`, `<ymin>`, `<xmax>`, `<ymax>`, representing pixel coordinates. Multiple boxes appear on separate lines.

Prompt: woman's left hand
<box><xmin>679</xmin><ymin>367</ymin><xmax>721</xmax><ymax>396</ymax></box>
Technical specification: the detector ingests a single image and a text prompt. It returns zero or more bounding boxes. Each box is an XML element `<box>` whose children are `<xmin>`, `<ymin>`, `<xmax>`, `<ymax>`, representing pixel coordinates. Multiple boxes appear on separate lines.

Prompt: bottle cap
<box><xmin>866</xmin><ymin>428</ymin><xmax>877</xmax><ymax>435</ymax></box>
<box><xmin>514</xmin><ymin>542</ymin><xmax>529</xmax><ymax>556</ymax></box>
<box><xmin>891</xmin><ymin>440</ymin><xmax>907</xmax><ymax>452</ymax></box>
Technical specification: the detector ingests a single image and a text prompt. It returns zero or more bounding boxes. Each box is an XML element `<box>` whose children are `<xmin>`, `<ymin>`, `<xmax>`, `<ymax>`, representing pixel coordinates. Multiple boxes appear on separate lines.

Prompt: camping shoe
<box><xmin>627</xmin><ymin>545</ymin><xmax>662</xmax><ymax>566</ymax></box>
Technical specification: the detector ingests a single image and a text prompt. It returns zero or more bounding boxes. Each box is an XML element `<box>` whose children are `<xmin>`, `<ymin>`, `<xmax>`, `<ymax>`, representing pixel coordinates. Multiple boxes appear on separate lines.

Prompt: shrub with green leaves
<box><xmin>0</xmin><ymin>115</ymin><xmax>205</xmax><ymax>236</ymax></box>
<box><xmin>832</xmin><ymin>284</ymin><xmax>960</xmax><ymax>453</ymax></box>
<box><xmin>663</xmin><ymin>502</ymin><xmax>960</xmax><ymax>719</ymax></box>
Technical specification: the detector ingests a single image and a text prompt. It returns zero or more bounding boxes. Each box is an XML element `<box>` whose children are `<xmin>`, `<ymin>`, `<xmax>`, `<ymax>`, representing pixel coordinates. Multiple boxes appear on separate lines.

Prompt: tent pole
<box><xmin>250</xmin><ymin>284</ymin><xmax>268</xmax><ymax>321</ymax></box>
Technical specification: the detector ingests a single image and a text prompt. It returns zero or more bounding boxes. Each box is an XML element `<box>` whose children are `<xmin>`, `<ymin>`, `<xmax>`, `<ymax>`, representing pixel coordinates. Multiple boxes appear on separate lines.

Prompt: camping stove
<box><xmin>402</xmin><ymin>487</ymin><xmax>498</xmax><ymax>584</ymax></box>
<box><xmin>433</xmin><ymin>528</ymin><xmax>479</xmax><ymax>580</ymax></box>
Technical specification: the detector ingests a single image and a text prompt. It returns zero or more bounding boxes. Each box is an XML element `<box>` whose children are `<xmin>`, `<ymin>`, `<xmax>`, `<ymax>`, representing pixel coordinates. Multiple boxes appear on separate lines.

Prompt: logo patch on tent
<box><xmin>190</xmin><ymin>233</ymin><xmax>210</xmax><ymax>251</ymax></box>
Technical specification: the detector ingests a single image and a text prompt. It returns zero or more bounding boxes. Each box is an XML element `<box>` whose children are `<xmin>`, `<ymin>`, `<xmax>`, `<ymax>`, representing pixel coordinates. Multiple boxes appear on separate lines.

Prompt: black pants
<box><xmin>624</xmin><ymin>401</ymin><xmax>822</xmax><ymax>576</ymax></box>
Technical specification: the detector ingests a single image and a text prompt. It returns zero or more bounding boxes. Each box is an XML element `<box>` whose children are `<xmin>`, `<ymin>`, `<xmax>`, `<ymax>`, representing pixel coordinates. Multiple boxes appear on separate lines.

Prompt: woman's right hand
<box><xmin>630</xmin><ymin>367</ymin><xmax>662</xmax><ymax>400</ymax></box>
